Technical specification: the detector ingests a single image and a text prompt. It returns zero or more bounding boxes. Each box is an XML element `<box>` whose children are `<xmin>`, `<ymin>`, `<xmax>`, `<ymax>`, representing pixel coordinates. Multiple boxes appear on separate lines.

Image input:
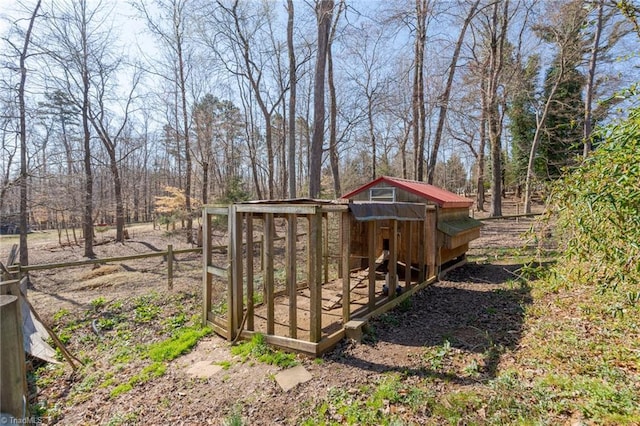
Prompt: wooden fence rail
<box><xmin>6</xmin><ymin>246</ymin><xmax>202</xmax><ymax>290</ymax></box>
<box><xmin>476</xmin><ymin>212</ymin><xmax>542</xmax><ymax>221</ymax></box>
<box><xmin>5</xmin><ymin>232</ymin><xmax>307</xmax><ymax>290</ymax></box>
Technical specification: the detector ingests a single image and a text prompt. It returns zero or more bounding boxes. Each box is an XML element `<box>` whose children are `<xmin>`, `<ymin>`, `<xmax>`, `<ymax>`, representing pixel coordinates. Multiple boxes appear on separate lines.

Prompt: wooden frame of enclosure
<box><xmin>202</xmin><ymin>201</ymin><xmax>439</xmax><ymax>356</ymax></box>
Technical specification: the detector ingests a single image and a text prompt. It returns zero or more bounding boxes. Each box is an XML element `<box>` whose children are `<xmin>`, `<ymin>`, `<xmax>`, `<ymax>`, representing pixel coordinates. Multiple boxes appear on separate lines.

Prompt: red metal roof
<box><xmin>341</xmin><ymin>176</ymin><xmax>473</xmax><ymax>208</ymax></box>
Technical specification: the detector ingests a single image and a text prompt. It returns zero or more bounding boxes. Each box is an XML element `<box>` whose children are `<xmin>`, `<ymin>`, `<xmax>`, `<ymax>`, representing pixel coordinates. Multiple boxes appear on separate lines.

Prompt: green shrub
<box><xmin>551</xmin><ymin>106</ymin><xmax>640</xmax><ymax>303</ymax></box>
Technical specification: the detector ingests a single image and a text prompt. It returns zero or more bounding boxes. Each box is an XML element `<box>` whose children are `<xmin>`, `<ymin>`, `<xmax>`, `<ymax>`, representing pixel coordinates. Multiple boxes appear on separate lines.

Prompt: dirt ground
<box><xmin>0</xmin><ymin>198</ymin><xmax>549</xmax><ymax>425</ymax></box>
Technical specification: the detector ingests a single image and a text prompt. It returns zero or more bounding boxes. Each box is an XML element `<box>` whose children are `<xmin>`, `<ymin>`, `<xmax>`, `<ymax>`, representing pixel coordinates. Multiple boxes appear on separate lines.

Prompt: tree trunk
<box><xmin>413</xmin><ymin>0</ymin><xmax>427</xmax><ymax>181</ymax></box>
<box><xmin>487</xmin><ymin>0</ymin><xmax>509</xmax><ymax>218</ymax></box>
<box><xmin>476</xmin><ymin>86</ymin><xmax>487</xmax><ymax>211</ymax></box>
<box><xmin>524</xmin><ymin>67</ymin><xmax>564</xmax><ymax>214</ymax></box>
<box><xmin>367</xmin><ymin>97</ymin><xmax>376</xmax><ymax>180</ymax></box>
<box><xmin>18</xmin><ymin>0</ymin><xmax>42</xmax><ymax>267</ymax></box>
<box><xmin>328</xmin><ymin>0</ymin><xmax>343</xmax><ymax>198</ymax></box>
<box><xmin>427</xmin><ymin>0</ymin><xmax>480</xmax><ymax>184</ymax></box>
<box><xmin>287</xmin><ymin>0</ymin><xmax>296</xmax><ymax>198</ymax></box>
<box><xmin>328</xmin><ymin>37</ymin><xmax>341</xmax><ymax>197</ymax></box>
<box><xmin>80</xmin><ymin>2</ymin><xmax>95</xmax><ymax>258</ymax></box>
<box><xmin>583</xmin><ymin>0</ymin><xmax>604</xmax><ymax>158</ymax></box>
<box><xmin>176</xmin><ymin>19</ymin><xmax>193</xmax><ymax>243</ymax></box>
<box><xmin>309</xmin><ymin>0</ymin><xmax>333</xmax><ymax>198</ymax></box>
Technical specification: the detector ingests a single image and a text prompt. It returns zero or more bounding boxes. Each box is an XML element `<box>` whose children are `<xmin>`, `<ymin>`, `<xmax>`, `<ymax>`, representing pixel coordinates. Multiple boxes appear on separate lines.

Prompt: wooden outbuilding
<box><xmin>341</xmin><ymin>176</ymin><xmax>482</xmax><ymax>272</ymax></box>
<box><xmin>201</xmin><ymin>178</ymin><xmax>481</xmax><ymax>356</ymax></box>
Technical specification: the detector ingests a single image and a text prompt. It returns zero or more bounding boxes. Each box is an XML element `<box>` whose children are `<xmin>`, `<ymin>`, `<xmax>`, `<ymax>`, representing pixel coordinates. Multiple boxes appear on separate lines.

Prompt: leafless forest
<box><xmin>1</xmin><ymin>0</ymin><xmax>638</xmax><ymax>263</ymax></box>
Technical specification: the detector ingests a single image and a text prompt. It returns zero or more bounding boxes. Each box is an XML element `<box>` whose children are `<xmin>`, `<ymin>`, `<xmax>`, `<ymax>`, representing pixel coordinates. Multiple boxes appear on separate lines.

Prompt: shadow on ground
<box><xmin>328</xmin><ymin>262</ymin><xmax>533</xmax><ymax>381</ymax></box>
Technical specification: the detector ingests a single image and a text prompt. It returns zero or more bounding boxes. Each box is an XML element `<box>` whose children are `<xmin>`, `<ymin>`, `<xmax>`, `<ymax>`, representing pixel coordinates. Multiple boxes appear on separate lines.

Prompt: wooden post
<box><xmin>323</xmin><ymin>214</ymin><xmax>329</xmax><ymax>284</ymax></box>
<box><xmin>418</xmin><ymin>207</ymin><xmax>426</xmax><ymax>283</ymax></box>
<box><xmin>0</xmin><ymin>294</ymin><xmax>26</xmax><ymax>420</ymax></box>
<box><xmin>404</xmin><ymin>221</ymin><xmax>411</xmax><ymax>288</ymax></box>
<box><xmin>426</xmin><ymin>209</ymin><xmax>437</xmax><ymax>279</ymax></box>
<box><xmin>264</xmin><ymin>213</ymin><xmax>275</xmax><ymax>335</ymax></box>
<box><xmin>368</xmin><ymin>221</ymin><xmax>376</xmax><ymax>312</ymax></box>
<box><xmin>202</xmin><ymin>209</ymin><xmax>212</xmax><ymax>326</ymax></box>
<box><xmin>226</xmin><ymin>210</ymin><xmax>234</xmax><ymax>341</ymax></box>
<box><xmin>341</xmin><ymin>212</ymin><xmax>351</xmax><ymax>324</ymax></box>
<box><xmin>388</xmin><ymin>220</ymin><xmax>398</xmax><ymax>298</ymax></box>
<box><xmin>259</xmin><ymin>234</ymin><xmax>264</xmax><ymax>272</ymax></box>
<box><xmin>167</xmin><ymin>244</ymin><xmax>173</xmax><ymax>290</ymax></box>
<box><xmin>246</xmin><ymin>214</ymin><xmax>254</xmax><ymax>331</ymax></box>
<box><xmin>338</xmin><ymin>214</ymin><xmax>344</xmax><ymax>280</ymax></box>
<box><xmin>286</xmin><ymin>214</ymin><xmax>297</xmax><ymax>338</ymax></box>
<box><xmin>308</xmin><ymin>208</ymin><xmax>323</xmax><ymax>343</ymax></box>
<box><xmin>231</xmin><ymin>207</ymin><xmax>244</xmax><ymax>339</ymax></box>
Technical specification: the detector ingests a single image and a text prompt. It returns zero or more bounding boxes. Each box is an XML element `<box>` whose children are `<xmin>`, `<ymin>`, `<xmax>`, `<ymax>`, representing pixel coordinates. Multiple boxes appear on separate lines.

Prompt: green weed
<box><xmin>148</xmin><ymin>325</ymin><xmax>211</xmax><ymax>362</ymax></box>
<box><xmin>231</xmin><ymin>333</ymin><xmax>298</xmax><ymax>368</ymax></box>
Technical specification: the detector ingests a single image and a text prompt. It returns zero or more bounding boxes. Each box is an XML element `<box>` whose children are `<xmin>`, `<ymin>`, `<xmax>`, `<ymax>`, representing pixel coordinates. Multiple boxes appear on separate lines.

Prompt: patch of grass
<box><xmin>423</xmin><ymin>339</ymin><xmax>452</xmax><ymax>371</ymax></box>
<box><xmin>109</xmin><ymin>362</ymin><xmax>166</xmax><ymax>399</ymax></box>
<box><xmin>163</xmin><ymin>312</ymin><xmax>188</xmax><ymax>331</ymax></box>
<box><xmin>106</xmin><ymin>412</ymin><xmax>138</xmax><ymax>426</ymax></box>
<box><xmin>134</xmin><ymin>303</ymin><xmax>161</xmax><ymax>323</ymax></box>
<box><xmin>148</xmin><ymin>325</ymin><xmax>211</xmax><ymax>362</ymax></box>
<box><xmin>90</xmin><ymin>296</ymin><xmax>107</xmax><ymax>311</ymax></box>
<box><xmin>216</xmin><ymin>360</ymin><xmax>232</xmax><ymax>370</ymax></box>
<box><xmin>109</xmin><ymin>382</ymin><xmax>133</xmax><ymax>399</ymax></box>
<box><xmin>53</xmin><ymin>308</ymin><xmax>70</xmax><ymax>322</ymax></box>
<box><xmin>231</xmin><ymin>333</ymin><xmax>298</xmax><ymax>368</ymax></box>
<box><xmin>303</xmin><ymin>374</ymin><xmax>428</xmax><ymax>425</ymax></box>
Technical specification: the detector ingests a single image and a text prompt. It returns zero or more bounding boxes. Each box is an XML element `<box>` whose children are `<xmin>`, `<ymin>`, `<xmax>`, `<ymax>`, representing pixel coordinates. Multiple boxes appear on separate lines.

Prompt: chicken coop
<box><xmin>202</xmin><ymin>178</ymin><xmax>481</xmax><ymax>355</ymax></box>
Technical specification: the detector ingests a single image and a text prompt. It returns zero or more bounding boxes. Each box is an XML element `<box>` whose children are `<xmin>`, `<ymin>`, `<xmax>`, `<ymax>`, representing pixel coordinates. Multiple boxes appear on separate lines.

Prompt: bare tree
<box><xmin>327</xmin><ymin>0</ymin><xmax>345</xmax><ymax>197</ymax></box>
<box><xmin>309</xmin><ymin>0</ymin><xmax>333</xmax><ymax>198</ymax></box>
<box><xmin>135</xmin><ymin>0</ymin><xmax>194</xmax><ymax>242</ymax></box>
<box><xmin>426</xmin><ymin>0</ymin><xmax>481</xmax><ymax>184</ymax></box>
<box><xmin>89</xmin><ymin>67</ymin><xmax>140</xmax><ymax>242</ymax></box>
<box><xmin>524</xmin><ymin>0</ymin><xmax>586</xmax><ymax>213</ymax></box>
<box><xmin>413</xmin><ymin>0</ymin><xmax>429</xmax><ymax>181</ymax></box>
<box><xmin>45</xmin><ymin>0</ymin><xmax>108</xmax><ymax>257</ymax></box>
<box><xmin>7</xmin><ymin>0</ymin><xmax>42</xmax><ymax>266</ymax></box>
<box><xmin>287</xmin><ymin>0</ymin><xmax>297</xmax><ymax>198</ymax></box>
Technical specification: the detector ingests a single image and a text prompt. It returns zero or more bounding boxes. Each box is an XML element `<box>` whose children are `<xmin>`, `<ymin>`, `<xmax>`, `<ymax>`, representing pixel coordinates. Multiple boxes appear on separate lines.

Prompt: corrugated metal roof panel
<box><xmin>341</xmin><ymin>176</ymin><xmax>474</xmax><ymax>208</ymax></box>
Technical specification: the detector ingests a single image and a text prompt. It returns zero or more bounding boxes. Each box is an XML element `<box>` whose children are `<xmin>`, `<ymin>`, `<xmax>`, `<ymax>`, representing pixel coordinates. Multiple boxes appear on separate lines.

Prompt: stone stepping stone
<box><xmin>275</xmin><ymin>365</ymin><xmax>312</xmax><ymax>392</ymax></box>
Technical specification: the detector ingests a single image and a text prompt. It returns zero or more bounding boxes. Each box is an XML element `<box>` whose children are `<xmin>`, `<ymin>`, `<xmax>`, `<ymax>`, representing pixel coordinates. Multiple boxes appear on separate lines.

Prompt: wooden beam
<box><xmin>264</xmin><ymin>213</ymin><xmax>275</xmax><ymax>335</ymax></box>
<box><xmin>235</xmin><ymin>204</ymin><xmax>319</xmax><ymax>215</ymax></box>
<box><xmin>418</xmin><ymin>219</ymin><xmax>426</xmax><ymax>283</ymax></box>
<box><xmin>403</xmin><ymin>222</ymin><xmax>411</xmax><ymax>288</ymax></box>
<box><xmin>323</xmin><ymin>214</ymin><xmax>329</xmax><ymax>284</ymax></box>
<box><xmin>388</xmin><ymin>220</ymin><xmax>398</xmax><ymax>298</ymax></box>
<box><xmin>238</xmin><ymin>330</ymin><xmax>319</xmax><ymax>356</ymax></box>
<box><xmin>202</xmin><ymin>209</ymin><xmax>213</xmax><ymax>326</ymax></box>
<box><xmin>368</xmin><ymin>221</ymin><xmax>376</xmax><ymax>312</ymax></box>
<box><xmin>426</xmin><ymin>208</ymin><xmax>437</xmax><ymax>280</ymax></box>
<box><xmin>341</xmin><ymin>212</ymin><xmax>351</xmax><ymax>324</ymax></box>
<box><xmin>246</xmin><ymin>213</ymin><xmax>254</xmax><ymax>331</ymax></box>
<box><xmin>203</xmin><ymin>206</ymin><xmax>230</xmax><ymax>215</ymax></box>
<box><xmin>232</xmin><ymin>208</ymin><xmax>244</xmax><ymax>339</ymax></box>
<box><xmin>308</xmin><ymin>208</ymin><xmax>323</xmax><ymax>343</ymax></box>
<box><xmin>286</xmin><ymin>214</ymin><xmax>297</xmax><ymax>338</ymax></box>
